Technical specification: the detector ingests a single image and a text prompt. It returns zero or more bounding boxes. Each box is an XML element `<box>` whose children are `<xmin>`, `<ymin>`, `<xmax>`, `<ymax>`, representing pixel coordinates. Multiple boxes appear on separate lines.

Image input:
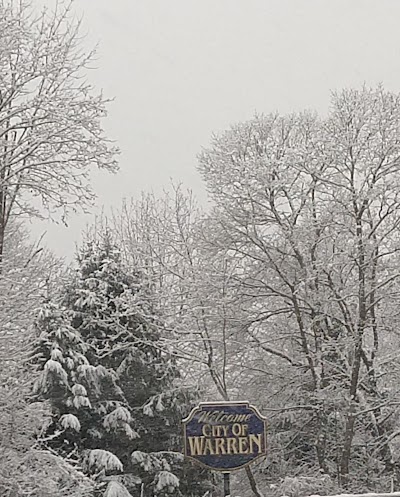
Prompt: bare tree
<box><xmin>198</xmin><ymin>87</ymin><xmax>400</xmax><ymax>489</ymax></box>
<box><xmin>99</xmin><ymin>88</ymin><xmax>400</xmax><ymax>492</ymax></box>
<box><xmin>106</xmin><ymin>187</ymin><xmax>266</xmax><ymax>497</ymax></box>
<box><xmin>0</xmin><ymin>0</ymin><xmax>118</xmax><ymax>260</ymax></box>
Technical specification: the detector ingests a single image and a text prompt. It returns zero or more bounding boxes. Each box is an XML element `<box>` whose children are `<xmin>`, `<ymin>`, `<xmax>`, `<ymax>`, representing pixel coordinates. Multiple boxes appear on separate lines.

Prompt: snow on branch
<box><xmin>83</xmin><ymin>449</ymin><xmax>123</xmax><ymax>473</ymax></box>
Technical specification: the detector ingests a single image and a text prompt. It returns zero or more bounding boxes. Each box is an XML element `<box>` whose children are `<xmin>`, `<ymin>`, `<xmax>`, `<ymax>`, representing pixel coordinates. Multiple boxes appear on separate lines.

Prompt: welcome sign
<box><xmin>182</xmin><ymin>401</ymin><xmax>267</xmax><ymax>471</ymax></box>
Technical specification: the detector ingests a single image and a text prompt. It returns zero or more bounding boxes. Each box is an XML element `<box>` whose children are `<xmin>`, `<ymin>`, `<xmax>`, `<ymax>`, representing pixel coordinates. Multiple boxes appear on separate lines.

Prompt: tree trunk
<box><xmin>245</xmin><ymin>466</ymin><xmax>265</xmax><ymax>497</ymax></box>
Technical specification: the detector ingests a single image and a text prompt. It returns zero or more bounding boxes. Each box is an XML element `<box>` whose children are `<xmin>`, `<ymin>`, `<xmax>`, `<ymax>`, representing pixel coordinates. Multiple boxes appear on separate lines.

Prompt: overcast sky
<box><xmin>32</xmin><ymin>0</ymin><xmax>400</xmax><ymax>258</ymax></box>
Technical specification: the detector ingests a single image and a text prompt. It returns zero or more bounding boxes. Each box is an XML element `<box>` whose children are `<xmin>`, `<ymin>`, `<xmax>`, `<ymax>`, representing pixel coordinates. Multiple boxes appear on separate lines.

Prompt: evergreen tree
<box><xmin>34</xmin><ymin>236</ymin><xmax>212</xmax><ymax>497</ymax></box>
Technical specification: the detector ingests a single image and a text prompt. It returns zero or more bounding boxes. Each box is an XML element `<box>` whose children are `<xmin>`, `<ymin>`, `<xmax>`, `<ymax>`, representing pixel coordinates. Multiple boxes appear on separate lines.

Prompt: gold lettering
<box><xmin>238</xmin><ymin>437</ymin><xmax>249</xmax><ymax>454</ymax></box>
<box><xmin>197</xmin><ymin>412</ymin><xmax>207</xmax><ymax>423</ymax></box>
<box><xmin>203</xmin><ymin>438</ymin><xmax>215</xmax><ymax>455</ymax></box>
<box><xmin>189</xmin><ymin>433</ymin><xmax>264</xmax><ymax>457</ymax></box>
<box><xmin>197</xmin><ymin>410</ymin><xmax>253</xmax><ymax>424</ymax></box>
<box><xmin>202</xmin><ymin>424</ymin><xmax>211</xmax><ymax>437</ymax></box>
<box><xmin>226</xmin><ymin>437</ymin><xmax>238</xmax><ymax>454</ymax></box>
<box><xmin>212</xmin><ymin>425</ymin><xmax>225</xmax><ymax>437</ymax></box>
<box><xmin>214</xmin><ymin>438</ymin><xmax>227</xmax><ymax>455</ymax></box>
<box><xmin>188</xmin><ymin>436</ymin><xmax>205</xmax><ymax>456</ymax></box>
<box><xmin>232</xmin><ymin>423</ymin><xmax>242</xmax><ymax>436</ymax></box>
<box><xmin>221</xmin><ymin>425</ymin><xmax>229</xmax><ymax>437</ymax></box>
<box><xmin>249</xmin><ymin>434</ymin><xmax>263</xmax><ymax>454</ymax></box>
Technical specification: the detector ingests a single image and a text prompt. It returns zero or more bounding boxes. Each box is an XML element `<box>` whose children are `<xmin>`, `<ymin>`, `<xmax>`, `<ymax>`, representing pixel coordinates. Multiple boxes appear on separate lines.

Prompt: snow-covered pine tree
<box><xmin>34</xmin><ymin>235</ymin><xmax>213</xmax><ymax>497</ymax></box>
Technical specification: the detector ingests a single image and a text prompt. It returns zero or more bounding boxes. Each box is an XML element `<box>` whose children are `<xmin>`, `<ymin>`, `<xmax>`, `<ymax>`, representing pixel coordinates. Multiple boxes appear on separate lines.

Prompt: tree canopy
<box><xmin>34</xmin><ymin>234</ymin><xmax>213</xmax><ymax>497</ymax></box>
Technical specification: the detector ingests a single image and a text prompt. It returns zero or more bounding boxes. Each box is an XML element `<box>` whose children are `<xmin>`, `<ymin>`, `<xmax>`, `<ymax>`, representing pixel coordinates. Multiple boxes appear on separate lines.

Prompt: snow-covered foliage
<box><xmin>0</xmin><ymin>221</ymin><xmax>69</xmax><ymax>496</ymax></box>
<box><xmin>34</xmin><ymin>234</ymin><xmax>213</xmax><ymax>497</ymax></box>
<box><xmin>60</xmin><ymin>413</ymin><xmax>81</xmax><ymax>432</ymax></box>
<box><xmin>0</xmin><ymin>0</ymin><xmax>117</xmax><ymax>494</ymax></box>
<box><xmin>131</xmin><ymin>450</ymin><xmax>184</xmax><ymax>472</ymax></box>
<box><xmin>154</xmin><ymin>471</ymin><xmax>180</xmax><ymax>493</ymax></box>
<box><xmin>0</xmin><ymin>399</ymin><xmax>94</xmax><ymax>497</ymax></box>
<box><xmin>84</xmin><ymin>449</ymin><xmax>124</xmax><ymax>473</ymax></box>
<box><xmin>104</xmin><ymin>480</ymin><xmax>134</xmax><ymax>497</ymax></box>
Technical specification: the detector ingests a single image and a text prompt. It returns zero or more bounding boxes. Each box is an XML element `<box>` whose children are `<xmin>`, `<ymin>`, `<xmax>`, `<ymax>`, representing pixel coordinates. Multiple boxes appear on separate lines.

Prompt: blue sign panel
<box><xmin>182</xmin><ymin>401</ymin><xmax>267</xmax><ymax>471</ymax></box>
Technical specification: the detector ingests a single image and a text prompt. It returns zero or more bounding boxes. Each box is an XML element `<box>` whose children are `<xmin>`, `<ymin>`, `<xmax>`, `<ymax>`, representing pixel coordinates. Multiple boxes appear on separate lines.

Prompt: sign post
<box><xmin>223</xmin><ymin>472</ymin><xmax>230</xmax><ymax>497</ymax></box>
<box><xmin>182</xmin><ymin>401</ymin><xmax>267</xmax><ymax>496</ymax></box>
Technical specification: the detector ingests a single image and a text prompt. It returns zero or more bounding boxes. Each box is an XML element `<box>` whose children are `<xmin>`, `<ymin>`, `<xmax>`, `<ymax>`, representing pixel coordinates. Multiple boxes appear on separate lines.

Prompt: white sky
<box><xmin>31</xmin><ymin>0</ymin><xmax>400</xmax><ymax>258</ymax></box>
